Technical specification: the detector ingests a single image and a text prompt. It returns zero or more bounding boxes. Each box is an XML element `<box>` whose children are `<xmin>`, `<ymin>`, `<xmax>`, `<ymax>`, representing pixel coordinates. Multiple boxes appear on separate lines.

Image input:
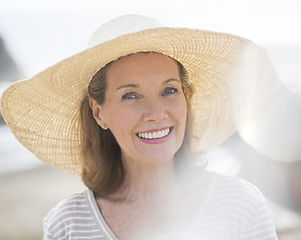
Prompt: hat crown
<box><xmin>88</xmin><ymin>15</ymin><xmax>164</xmax><ymax>48</ymax></box>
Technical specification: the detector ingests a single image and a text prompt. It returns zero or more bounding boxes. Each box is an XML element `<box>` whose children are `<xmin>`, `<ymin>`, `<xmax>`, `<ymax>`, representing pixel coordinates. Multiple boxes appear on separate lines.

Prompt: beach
<box><xmin>0</xmin><ymin>166</ymin><xmax>85</xmax><ymax>240</ymax></box>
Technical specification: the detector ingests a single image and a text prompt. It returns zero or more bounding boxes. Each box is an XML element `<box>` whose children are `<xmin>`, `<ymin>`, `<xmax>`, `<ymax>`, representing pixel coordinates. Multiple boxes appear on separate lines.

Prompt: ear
<box><xmin>89</xmin><ymin>98</ymin><xmax>108</xmax><ymax>130</ymax></box>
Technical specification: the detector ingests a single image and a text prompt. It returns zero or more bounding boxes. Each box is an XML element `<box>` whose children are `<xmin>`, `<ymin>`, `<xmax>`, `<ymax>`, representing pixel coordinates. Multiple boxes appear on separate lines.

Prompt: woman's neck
<box><xmin>104</xmin><ymin>157</ymin><xmax>179</xmax><ymax>206</ymax></box>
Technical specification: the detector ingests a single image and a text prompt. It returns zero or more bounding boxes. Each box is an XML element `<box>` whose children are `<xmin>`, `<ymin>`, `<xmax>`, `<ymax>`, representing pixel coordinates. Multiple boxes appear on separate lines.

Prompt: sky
<box><xmin>0</xmin><ymin>0</ymin><xmax>300</xmax><ymax>78</ymax></box>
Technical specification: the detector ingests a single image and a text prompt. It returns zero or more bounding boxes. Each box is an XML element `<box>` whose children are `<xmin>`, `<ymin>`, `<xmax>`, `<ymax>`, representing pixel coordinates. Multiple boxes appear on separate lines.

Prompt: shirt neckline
<box><xmin>86</xmin><ymin>189</ymin><xmax>119</xmax><ymax>240</ymax></box>
<box><xmin>85</xmin><ymin>170</ymin><xmax>218</xmax><ymax>240</ymax></box>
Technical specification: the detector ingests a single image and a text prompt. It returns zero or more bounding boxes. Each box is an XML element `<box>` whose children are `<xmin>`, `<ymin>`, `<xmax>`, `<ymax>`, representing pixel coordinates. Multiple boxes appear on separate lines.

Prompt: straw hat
<box><xmin>0</xmin><ymin>15</ymin><xmax>277</xmax><ymax>175</ymax></box>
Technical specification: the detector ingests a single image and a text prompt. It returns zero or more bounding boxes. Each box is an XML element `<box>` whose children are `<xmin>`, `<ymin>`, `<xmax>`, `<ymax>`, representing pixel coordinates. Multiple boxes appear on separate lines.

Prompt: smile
<box><xmin>136</xmin><ymin>127</ymin><xmax>173</xmax><ymax>139</ymax></box>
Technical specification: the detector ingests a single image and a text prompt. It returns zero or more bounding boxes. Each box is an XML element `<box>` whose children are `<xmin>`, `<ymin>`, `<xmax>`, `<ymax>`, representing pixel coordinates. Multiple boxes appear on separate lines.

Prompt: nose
<box><xmin>142</xmin><ymin>98</ymin><xmax>168</xmax><ymax>122</ymax></box>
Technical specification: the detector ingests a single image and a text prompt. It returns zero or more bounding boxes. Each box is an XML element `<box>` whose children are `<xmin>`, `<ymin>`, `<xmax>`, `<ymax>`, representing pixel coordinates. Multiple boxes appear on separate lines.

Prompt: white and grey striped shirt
<box><xmin>43</xmin><ymin>172</ymin><xmax>278</xmax><ymax>240</ymax></box>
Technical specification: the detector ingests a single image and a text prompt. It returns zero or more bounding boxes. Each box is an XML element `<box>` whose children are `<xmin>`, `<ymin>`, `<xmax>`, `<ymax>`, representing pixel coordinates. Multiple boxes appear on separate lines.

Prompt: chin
<box><xmin>142</xmin><ymin>151</ymin><xmax>176</xmax><ymax>166</ymax></box>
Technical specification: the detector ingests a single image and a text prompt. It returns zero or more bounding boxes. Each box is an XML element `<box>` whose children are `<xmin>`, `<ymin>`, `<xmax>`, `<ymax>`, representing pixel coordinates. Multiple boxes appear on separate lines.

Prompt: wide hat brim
<box><xmin>1</xmin><ymin>27</ymin><xmax>276</xmax><ymax>175</ymax></box>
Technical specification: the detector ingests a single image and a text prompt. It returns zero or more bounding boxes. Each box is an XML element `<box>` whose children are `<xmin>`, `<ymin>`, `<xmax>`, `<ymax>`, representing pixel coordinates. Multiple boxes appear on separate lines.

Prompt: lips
<box><xmin>136</xmin><ymin>127</ymin><xmax>173</xmax><ymax>140</ymax></box>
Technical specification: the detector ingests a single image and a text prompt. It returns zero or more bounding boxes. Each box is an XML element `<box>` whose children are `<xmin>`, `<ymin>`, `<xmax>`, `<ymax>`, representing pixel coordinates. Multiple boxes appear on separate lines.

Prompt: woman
<box><xmin>1</xmin><ymin>15</ymin><xmax>278</xmax><ymax>239</ymax></box>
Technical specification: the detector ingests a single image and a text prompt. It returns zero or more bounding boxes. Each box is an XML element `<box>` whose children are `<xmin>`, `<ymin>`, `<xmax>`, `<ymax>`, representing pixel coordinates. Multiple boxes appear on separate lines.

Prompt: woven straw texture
<box><xmin>0</xmin><ymin>16</ymin><xmax>276</xmax><ymax>175</ymax></box>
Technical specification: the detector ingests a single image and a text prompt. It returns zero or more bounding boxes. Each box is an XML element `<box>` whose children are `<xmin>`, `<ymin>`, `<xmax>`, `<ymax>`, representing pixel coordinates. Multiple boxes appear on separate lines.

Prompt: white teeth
<box><xmin>158</xmin><ymin>130</ymin><xmax>163</xmax><ymax>138</ymax></box>
<box><xmin>138</xmin><ymin>128</ymin><xmax>171</xmax><ymax>139</ymax></box>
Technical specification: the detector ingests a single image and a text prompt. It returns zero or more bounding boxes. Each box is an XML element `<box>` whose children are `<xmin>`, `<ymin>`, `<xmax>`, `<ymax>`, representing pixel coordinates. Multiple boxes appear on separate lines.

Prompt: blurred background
<box><xmin>0</xmin><ymin>0</ymin><xmax>301</xmax><ymax>239</ymax></box>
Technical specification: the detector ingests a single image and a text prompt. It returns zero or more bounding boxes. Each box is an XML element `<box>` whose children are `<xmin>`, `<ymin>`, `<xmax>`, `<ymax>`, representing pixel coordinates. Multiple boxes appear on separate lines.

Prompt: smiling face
<box><xmin>90</xmin><ymin>52</ymin><xmax>187</xmax><ymax>167</ymax></box>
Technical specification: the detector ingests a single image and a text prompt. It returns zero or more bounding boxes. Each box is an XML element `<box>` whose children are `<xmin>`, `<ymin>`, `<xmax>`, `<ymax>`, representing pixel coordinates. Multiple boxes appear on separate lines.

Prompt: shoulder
<box><xmin>211</xmin><ymin>174</ymin><xmax>278</xmax><ymax>239</ymax></box>
<box><xmin>43</xmin><ymin>190</ymin><xmax>89</xmax><ymax>225</ymax></box>
<box><xmin>43</xmin><ymin>189</ymin><xmax>98</xmax><ymax>239</ymax></box>
<box><xmin>187</xmin><ymin>172</ymin><xmax>278</xmax><ymax>239</ymax></box>
<box><xmin>194</xmin><ymin>172</ymin><xmax>277</xmax><ymax>239</ymax></box>
<box><xmin>187</xmin><ymin>169</ymin><xmax>267</xmax><ymax>205</ymax></box>
<box><xmin>206</xmin><ymin>172</ymin><xmax>269</xmax><ymax>220</ymax></box>
<box><xmin>212</xmin><ymin>172</ymin><xmax>267</xmax><ymax>204</ymax></box>
<box><xmin>201</xmin><ymin>172</ymin><xmax>271</xmax><ymax>225</ymax></box>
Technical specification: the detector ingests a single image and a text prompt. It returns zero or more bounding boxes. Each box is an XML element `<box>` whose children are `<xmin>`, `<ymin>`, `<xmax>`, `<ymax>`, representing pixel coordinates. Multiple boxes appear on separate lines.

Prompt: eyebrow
<box><xmin>164</xmin><ymin>78</ymin><xmax>181</xmax><ymax>84</ymax></box>
<box><xmin>116</xmin><ymin>78</ymin><xmax>181</xmax><ymax>90</ymax></box>
<box><xmin>116</xmin><ymin>84</ymin><xmax>138</xmax><ymax>90</ymax></box>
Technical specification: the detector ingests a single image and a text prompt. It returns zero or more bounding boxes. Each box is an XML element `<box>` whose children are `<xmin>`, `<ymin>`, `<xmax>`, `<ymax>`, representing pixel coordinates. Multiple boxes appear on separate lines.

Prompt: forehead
<box><xmin>106</xmin><ymin>52</ymin><xmax>180</xmax><ymax>86</ymax></box>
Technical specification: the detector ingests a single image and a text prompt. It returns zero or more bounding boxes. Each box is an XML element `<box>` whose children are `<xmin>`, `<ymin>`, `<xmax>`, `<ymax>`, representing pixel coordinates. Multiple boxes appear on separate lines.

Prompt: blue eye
<box><xmin>122</xmin><ymin>92</ymin><xmax>137</xmax><ymax>100</ymax></box>
<box><xmin>162</xmin><ymin>87</ymin><xmax>178</xmax><ymax>96</ymax></box>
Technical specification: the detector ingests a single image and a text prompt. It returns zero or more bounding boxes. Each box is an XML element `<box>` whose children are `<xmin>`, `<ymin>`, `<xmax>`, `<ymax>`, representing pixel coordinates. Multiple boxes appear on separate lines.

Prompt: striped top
<box><xmin>43</xmin><ymin>172</ymin><xmax>278</xmax><ymax>240</ymax></box>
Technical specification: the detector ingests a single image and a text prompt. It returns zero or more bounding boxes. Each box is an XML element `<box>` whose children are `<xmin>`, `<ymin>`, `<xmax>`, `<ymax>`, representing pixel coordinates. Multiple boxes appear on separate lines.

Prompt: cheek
<box><xmin>171</xmin><ymin>96</ymin><xmax>187</xmax><ymax>125</ymax></box>
<box><xmin>104</xmin><ymin>105</ymin><xmax>140</xmax><ymax>139</ymax></box>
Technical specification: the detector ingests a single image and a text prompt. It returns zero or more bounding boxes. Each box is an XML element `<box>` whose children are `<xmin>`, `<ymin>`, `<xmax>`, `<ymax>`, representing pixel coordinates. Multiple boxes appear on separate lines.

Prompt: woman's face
<box><xmin>91</xmin><ymin>53</ymin><xmax>187</xmax><ymax>167</ymax></box>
